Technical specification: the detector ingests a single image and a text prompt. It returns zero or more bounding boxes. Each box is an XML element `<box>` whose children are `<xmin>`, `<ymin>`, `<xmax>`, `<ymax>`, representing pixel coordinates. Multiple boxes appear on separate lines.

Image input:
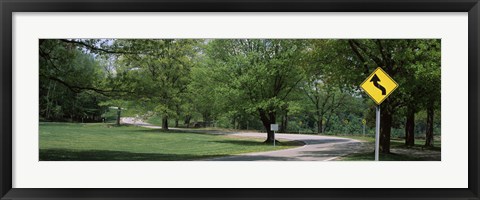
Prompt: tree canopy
<box><xmin>39</xmin><ymin>38</ymin><xmax>441</xmax><ymax>149</ymax></box>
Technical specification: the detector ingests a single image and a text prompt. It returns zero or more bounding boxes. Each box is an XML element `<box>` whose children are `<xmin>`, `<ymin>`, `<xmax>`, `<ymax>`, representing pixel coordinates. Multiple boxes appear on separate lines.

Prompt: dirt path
<box><xmin>121</xmin><ymin>117</ymin><xmax>363</xmax><ymax>161</ymax></box>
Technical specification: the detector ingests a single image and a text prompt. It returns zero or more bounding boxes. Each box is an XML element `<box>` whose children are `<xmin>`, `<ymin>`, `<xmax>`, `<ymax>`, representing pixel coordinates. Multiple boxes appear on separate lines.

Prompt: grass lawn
<box><xmin>39</xmin><ymin>122</ymin><xmax>301</xmax><ymax>161</ymax></box>
<box><xmin>335</xmin><ymin>135</ymin><xmax>441</xmax><ymax>150</ymax></box>
<box><xmin>334</xmin><ymin>135</ymin><xmax>441</xmax><ymax>161</ymax></box>
<box><xmin>340</xmin><ymin>151</ymin><xmax>428</xmax><ymax>161</ymax></box>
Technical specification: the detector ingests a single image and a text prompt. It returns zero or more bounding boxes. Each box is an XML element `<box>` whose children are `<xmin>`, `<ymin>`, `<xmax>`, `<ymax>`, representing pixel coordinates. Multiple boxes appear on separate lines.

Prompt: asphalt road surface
<box><xmin>121</xmin><ymin>117</ymin><xmax>362</xmax><ymax>161</ymax></box>
<box><xmin>206</xmin><ymin>132</ymin><xmax>362</xmax><ymax>161</ymax></box>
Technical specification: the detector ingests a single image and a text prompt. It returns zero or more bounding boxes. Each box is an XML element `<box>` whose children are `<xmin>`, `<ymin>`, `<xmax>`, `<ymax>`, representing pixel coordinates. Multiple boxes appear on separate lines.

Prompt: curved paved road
<box><xmin>121</xmin><ymin>117</ymin><xmax>363</xmax><ymax>161</ymax></box>
<box><xmin>207</xmin><ymin>132</ymin><xmax>362</xmax><ymax>161</ymax></box>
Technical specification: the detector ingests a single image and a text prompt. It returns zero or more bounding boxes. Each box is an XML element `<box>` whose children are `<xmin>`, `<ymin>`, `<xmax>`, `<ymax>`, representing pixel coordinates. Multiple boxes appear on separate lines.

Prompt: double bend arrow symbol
<box><xmin>370</xmin><ymin>74</ymin><xmax>386</xmax><ymax>95</ymax></box>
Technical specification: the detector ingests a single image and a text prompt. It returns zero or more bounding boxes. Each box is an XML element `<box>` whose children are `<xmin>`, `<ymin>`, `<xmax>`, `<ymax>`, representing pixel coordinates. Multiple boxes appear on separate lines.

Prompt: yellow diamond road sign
<box><xmin>360</xmin><ymin>67</ymin><xmax>398</xmax><ymax>105</ymax></box>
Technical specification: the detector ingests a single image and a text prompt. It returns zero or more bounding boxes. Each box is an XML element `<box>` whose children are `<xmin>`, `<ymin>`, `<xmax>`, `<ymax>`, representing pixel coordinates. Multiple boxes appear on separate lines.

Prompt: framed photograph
<box><xmin>1</xmin><ymin>0</ymin><xmax>479</xmax><ymax>199</ymax></box>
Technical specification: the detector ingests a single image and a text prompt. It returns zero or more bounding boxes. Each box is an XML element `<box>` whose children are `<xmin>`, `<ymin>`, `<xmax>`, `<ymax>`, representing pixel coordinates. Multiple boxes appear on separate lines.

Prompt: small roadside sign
<box><xmin>362</xmin><ymin>119</ymin><xmax>366</xmax><ymax>125</ymax></box>
<box><xmin>270</xmin><ymin>124</ymin><xmax>279</xmax><ymax>131</ymax></box>
<box><xmin>270</xmin><ymin>124</ymin><xmax>279</xmax><ymax>147</ymax></box>
<box><xmin>360</xmin><ymin>67</ymin><xmax>398</xmax><ymax>105</ymax></box>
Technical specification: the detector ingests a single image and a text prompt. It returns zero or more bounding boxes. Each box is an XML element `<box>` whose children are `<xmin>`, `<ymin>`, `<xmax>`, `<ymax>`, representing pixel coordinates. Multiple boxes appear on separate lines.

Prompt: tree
<box><xmin>188</xmin><ymin>54</ymin><xmax>220</xmax><ymax>126</ymax></box>
<box><xmin>414</xmin><ymin>41</ymin><xmax>441</xmax><ymax>147</ymax></box>
<box><xmin>40</xmin><ymin>38</ymin><xmax>440</xmax><ymax>149</ymax></box>
<box><xmin>39</xmin><ymin>39</ymin><xmax>108</xmax><ymax>122</ymax></box>
<box><xmin>205</xmin><ymin>39</ymin><xmax>308</xmax><ymax>143</ymax></box>
<box><xmin>324</xmin><ymin>39</ymin><xmax>441</xmax><ymax>153</ymax></box>
<box><xmin>383</xmin><ymin>40</ymin><xmax>440</xmax><ymax>147</ymax></box>
<box><xmin>301</xmin><ymin>80</ymin><xmax>350</xmax><ymax>134</ymax></box>
<box><xmin>112</xmin><ymin>39</ymin><xmax>199</xmax><ymax>130</ymax></box>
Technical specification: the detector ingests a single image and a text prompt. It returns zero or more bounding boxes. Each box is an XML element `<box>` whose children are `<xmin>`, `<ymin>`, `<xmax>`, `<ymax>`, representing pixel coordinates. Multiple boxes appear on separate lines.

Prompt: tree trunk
<box><xmin>317</xmin><ymin>118</ymin><xmax>323</xmax><ymax>134</ymax></box>
<box><xmin>71</xmin><ymin>98</ymin><xmax>76</xmax><ymax>122</ymax></box>
<box><xmin>202</xmin><ymin>113</ymin><xmax>210</xmax><ymax>126</ymax></box>
<box><xmin>280</xmin><ymin>112</ymin><xmax>288</xmax><ymax>133</ymax></box>
<box><xmin>425</xmin><ymin>105</ymin><xmax>434</xmax><ymax>147</ymax></box>
<box><xmin>405</xmin><ymin>106</ymin><xmax>415</xmax><ymax>146</ymax></box>
<box><xmin>175</xmin><ymin>105</ymin><xmax>180</xmax><ymax>128</ymax></box>
<box><xmin>232</xmin><ymin>116</ymin><xmax>236</xmax><ymax>129</ymax></box>
<box><xmin>324</xmin><ymin>113</ymin><xmax>333</xmax><ymax>133</ymax></box>
<box><xmin>259</xmin><ymin>109</ymin><xmax>276</xmax><ymax>144</ymax></box>
<box><xmin>162</xmin><ymin>116</ymin><xmax>169</xmax><ymax>130</ymax></box>
<box><xmin>185</xmin><ymin>115</ymin><xmax>191</xmax><ymax>128</ymax></box>
<box><xmin>380</xmin><ymin>110</ymin><xmax>392</xmax><ymax>153</ymax></box>
<box><xmin>45</xmin><ymin>82</ymin><xmax>52</xmax><ymax>119</ymax></box>
<box><xmin>116</xmin><ymin>107</ymin><xmax>121</xmax><ymax>126</ymax></box>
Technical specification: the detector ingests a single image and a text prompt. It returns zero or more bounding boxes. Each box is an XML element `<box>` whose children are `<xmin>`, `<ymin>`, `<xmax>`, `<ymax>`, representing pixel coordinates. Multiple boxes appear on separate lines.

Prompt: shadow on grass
<box><xmin>40</xmin><ymin>148</ymin><xmax>229</xmax><ymax>161</ymax></box>
<box><xmin>299</xmin><ymin>138</ymin><xmax>352</xmax><ymax>145</ymax></box>
<box><xmin>214</xmin><ymin>139</ymin><xmax>304</xmax><ymax>147</ymax></box>
<box><xmin>340</xmin><ymin>151</ymin><xmax>439</xmax><ymax>161</ymax></box>
<box><xmin>390</xmin><ymin>141</ymin><xmax>441</xmax><ymax>152</ymax></box>
<box><xmin>130</xmin><ymin>128</ymin><xmax>231</xmax><ymax>136</ymax></box>
<box><xmin>208</xmin><ymin>154</ymin><xmax>302</xmax><ymax>161</ymax></box>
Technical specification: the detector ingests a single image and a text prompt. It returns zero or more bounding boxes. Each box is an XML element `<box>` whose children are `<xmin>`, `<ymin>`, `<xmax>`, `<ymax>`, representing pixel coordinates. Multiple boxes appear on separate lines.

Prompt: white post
<box><xmin>273</xmin><ymin>130</ymin><xmax>276</xmax><ymax>147</ymax></box>
<box><xmin>375</xmin><ymin>106</ymin><xmax>381</xmax><ymax>161</ymax></box>
<box><xmin>270</xmin><ymin>124</ymin><xmax>279</xmax><ymax>147</ymax></box>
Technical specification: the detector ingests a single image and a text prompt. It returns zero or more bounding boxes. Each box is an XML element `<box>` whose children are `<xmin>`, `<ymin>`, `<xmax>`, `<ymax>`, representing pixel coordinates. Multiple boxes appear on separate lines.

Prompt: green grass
<box><xmin>146</xmin><ymin>115</ymin><xmax>163</xmax><ymax>126</ymax></box>
<box><xmin>390</xmin><ymin>139</ymin><xmax>441</xmax><ymax>151</ymax></box>
<box><xmin>146</xmin><ymin>115</ymin><xmax>188</xmax><ymax>128</ymax></box>
<box><xmin>334</xmin><ymin>135</ymin><xmax>441</xmax><ymax>161</ymax></box>
<box><xmin>339</xmin><ymin>151</ymin><xmax>427</xmax><ymax>161</ymax></box>
<box><xmin>39</xmin><ymin>122</ymin><xmax>301</xmax><ymax>161</ymax></box>
<box><xmin>336</xmin><ymin>135</ymin><xmax>441</xmax><ymax>151</ymax></box>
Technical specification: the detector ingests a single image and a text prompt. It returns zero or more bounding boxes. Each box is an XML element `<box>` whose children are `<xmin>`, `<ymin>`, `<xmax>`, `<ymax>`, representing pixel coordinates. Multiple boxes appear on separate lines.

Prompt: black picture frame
<box><xmin>1</xmin><ymin>0</ymin><xmax>479</xmax><ymax>199</ymax></box>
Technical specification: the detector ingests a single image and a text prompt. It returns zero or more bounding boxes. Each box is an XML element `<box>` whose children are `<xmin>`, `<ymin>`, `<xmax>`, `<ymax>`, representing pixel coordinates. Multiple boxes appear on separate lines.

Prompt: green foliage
<box><xmin>201</xmin><ymin>39</ymin><xmax>311</xmax><ymax>135</ymax></box>
<box><xmin>108</xmin><ymin>39</ymin><xmax>200</xmax><ymax>126</ymax></box>
<box><xmin>39</xmin><ymin>40</ymin><xmax>107</xmax><ymax>122</ymax></box>
<box><xmin>39</xmin><ymin>39</ymin><xmax>441</xmax><ymax>144</ymax></box>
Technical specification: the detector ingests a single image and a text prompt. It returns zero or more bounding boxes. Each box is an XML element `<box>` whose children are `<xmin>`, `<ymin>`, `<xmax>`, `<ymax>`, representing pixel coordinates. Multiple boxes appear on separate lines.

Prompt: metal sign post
<box><xmin>360</xmin><ymin>67</ymin><xmax>398</xmax><ymax>162</ymax></box>
<box><xmin>270</xmin><ymin>124</ymin><xmax>279</xmax><ymax>147</ymax></box>
<box><xmin>375</xmin><ymin>106</ymin><xmax>381</xmax><ymax>161</ymax></box>
<box><xmin>273</xmin><ymin>130</ymin><xmax>275</xmax><ymax>147</ymax></box>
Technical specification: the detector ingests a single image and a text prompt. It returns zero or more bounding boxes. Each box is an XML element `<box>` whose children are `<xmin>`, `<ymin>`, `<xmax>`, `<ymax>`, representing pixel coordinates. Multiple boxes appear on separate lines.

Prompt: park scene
<box><xmin>39</xmin><ymin>39</ymin><xmax>441</xmax><ymax>161</ymax></box>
